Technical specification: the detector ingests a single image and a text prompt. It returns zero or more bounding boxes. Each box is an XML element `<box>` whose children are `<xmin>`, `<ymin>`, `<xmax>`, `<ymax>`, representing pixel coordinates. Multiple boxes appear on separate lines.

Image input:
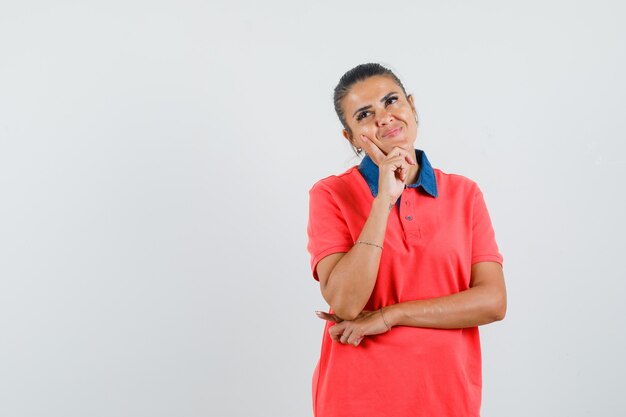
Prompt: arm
<box><xmin>316</xmin><ymin>141</ymin><xmax>416</xmax><ymax>321</ymax></box>
<box><xmin>316</xmin><ymin>197</ymin><xmax>393</xmax><ymax>321</ymax></box>
<box><xmin>323</xmin><ymin>262</ymin><xmax>507</xmax><ymax>346</ymax></box>
<box><xmin>385</xmin><ymin>261</ymin><xmax>507</xmax><ymax>328</ymax></box>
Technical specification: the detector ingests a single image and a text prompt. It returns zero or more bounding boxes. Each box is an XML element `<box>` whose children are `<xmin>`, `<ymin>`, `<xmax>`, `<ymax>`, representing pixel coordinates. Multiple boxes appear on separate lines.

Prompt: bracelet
<box><xmin>355</xmin><ymin>240</ymin><xmax>383</xmax><ymax>250</ymax></box>
<box><xmin>380</xmin><ymin>308</ymin><xmax>391</xmax><ymax>331</ymax></box>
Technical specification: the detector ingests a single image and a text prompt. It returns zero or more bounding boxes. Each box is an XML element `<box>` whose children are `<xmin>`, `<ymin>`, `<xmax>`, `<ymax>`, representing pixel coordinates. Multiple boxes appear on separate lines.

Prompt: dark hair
<box><xmin>333</xmin><ymin>63</ymin><xmax>409</xmax><ymax>153</ymax></box>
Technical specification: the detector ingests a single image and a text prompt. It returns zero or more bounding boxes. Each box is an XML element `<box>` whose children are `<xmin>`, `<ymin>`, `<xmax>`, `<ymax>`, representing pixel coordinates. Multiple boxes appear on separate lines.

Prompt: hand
<box><xmin>315</xmin><ymin>309</ymin><xmax>391</xmax><ymax>347</ymax></box>
<box><xmin>315</xmin><ymin>310</ymin><xmax>368</xmax><ymax>323</ymax></box>
<box><xmin>359</xmin><ymin>135</ymin><xmax>416</xmax><ymax>205</ymax></box>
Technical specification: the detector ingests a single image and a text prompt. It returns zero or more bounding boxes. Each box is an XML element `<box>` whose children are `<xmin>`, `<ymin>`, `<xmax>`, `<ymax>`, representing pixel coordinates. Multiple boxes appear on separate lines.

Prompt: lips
<box><xmin>382</xmin><ymin>126</ymin><xmax>402</xmax><ymax>138</ymax></box>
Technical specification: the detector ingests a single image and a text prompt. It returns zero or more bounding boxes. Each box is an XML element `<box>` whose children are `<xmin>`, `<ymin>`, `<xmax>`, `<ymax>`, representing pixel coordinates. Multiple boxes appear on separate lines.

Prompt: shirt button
<box><xmin>405</xmin><ymin>215</ymin><xmax>413</xmax><ymax>221</ymax></box>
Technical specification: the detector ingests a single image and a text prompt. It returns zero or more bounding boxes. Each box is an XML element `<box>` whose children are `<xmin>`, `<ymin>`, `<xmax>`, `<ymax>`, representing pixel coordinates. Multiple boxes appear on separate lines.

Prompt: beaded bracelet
<box><xmin>355</xmin><ymin>240</ymin><xmax>383</xmax><ymax>250</ymax></box>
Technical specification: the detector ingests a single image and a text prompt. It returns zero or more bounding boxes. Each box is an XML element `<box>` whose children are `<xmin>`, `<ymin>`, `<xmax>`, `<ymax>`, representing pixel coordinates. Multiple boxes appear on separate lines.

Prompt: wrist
<box><xmin>383</xmin><ymin>303</ymin><xmax>405</xmax><ymax>327</ymax></box>
<box><xmin>373</xmin><ymin>196</ymin><xmax>395</xmax><ymax>212</ymax></box>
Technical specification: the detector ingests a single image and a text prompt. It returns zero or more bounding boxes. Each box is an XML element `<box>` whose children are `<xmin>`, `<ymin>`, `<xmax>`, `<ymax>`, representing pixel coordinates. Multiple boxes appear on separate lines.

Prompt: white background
<box><xmin>1</xmin><ymin>1</ymin><xmax>625</xmax><ymax>416</ymax></box>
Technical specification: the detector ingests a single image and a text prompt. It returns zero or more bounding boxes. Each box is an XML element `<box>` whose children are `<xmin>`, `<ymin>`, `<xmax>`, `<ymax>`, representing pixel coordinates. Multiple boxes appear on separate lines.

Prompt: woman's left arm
<box><xmin>385</xmin><ymin>261</ymin><xmax>506</xmax><ymax>329</ymax></box>
<box><xmin>322</xmin><ymin>262</ymin><xmax>506</xmax><ymax>346</ymax></box>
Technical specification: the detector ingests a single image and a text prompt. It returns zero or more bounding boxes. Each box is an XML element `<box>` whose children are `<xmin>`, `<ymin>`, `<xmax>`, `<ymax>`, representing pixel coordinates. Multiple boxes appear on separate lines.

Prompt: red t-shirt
<box><xmin>307</xmin><ymin>152</ymin><xmax>503</xmax><ymax>417</ymax></box>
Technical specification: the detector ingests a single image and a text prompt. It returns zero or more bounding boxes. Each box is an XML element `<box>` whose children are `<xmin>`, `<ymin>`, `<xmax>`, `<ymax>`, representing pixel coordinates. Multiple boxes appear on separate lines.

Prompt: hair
<box><xmin>333</xmin><ymin>63</ymin><xmax>410</xmax><ymax>154</ymax></box>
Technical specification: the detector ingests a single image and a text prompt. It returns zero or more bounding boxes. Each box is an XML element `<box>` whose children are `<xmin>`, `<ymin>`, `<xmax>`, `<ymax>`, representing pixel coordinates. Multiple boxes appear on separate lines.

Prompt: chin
<box><xmin>378</xmin><ymin>135</ymin><xmax>415</xmax><ymax>155</ymax></box>
<box><xmin>387</xmin><ymin>141</ymin><xmax>413</xmax><ymax>153</ymax></box>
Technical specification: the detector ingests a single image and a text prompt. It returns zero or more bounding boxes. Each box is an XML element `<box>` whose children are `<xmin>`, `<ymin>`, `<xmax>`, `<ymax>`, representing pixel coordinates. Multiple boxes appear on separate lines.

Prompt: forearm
<box><xmin>384</xmin><ymin>283</ymin><xmax>507</xmax><ymax>329</ymax></box>
<box><xmin>324</xmin><ymin>197</ymin><xmax>392</xmax><ymax>320</ymax></box>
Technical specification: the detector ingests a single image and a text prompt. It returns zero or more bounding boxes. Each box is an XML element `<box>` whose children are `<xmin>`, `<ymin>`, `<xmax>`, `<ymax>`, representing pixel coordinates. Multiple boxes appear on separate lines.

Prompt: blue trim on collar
<box><xmin>357</xmin><ymin>149</ymin><xmax>439</xmax><ymax>198</ymax></box>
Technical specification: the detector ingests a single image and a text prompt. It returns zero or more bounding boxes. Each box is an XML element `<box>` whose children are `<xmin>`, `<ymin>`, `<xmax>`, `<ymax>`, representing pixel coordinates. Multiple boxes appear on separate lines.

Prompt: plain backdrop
<box><xmin>1</xmin><ymin>1</ymin><xmax>625</xmax><ymax>416</ymax></box>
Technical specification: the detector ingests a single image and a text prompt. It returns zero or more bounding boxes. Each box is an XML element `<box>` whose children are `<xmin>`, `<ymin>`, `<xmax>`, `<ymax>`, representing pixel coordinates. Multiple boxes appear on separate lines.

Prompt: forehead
<box><xmin>343</xmin><ymin>75</ymin><xmax>401</xmax><ymax>111</ymax></box>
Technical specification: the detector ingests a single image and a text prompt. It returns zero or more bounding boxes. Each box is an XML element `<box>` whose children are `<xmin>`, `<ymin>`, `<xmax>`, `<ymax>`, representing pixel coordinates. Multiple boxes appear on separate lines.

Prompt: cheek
<box><xmin>361</xmin><ymin>124</ymin><xmax>377</xmax><ymax>134</ymax></box>
<box><xmin>405</xmin><ymin>116</ymin><xmax>418</xmax><ymax>134</ymax></box>
<box><xmin>349</xmin><ymin>123</ymin><xmax>375</xmax><ymax>138</ymax></box>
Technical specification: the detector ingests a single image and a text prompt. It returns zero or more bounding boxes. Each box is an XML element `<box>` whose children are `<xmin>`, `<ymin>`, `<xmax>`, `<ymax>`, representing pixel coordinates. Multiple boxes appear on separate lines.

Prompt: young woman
<box><xmin>306</xmin><ymin>63</ymin><xmax>507</xmax><ymax>417</ymax></box>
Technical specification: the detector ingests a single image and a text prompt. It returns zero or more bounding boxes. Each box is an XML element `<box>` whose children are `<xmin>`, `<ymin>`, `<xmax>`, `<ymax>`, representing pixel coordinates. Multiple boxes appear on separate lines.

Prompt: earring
<box><xmin>357</xmin><ymin>147</ymin><xmax>362</xmax><ymax>152</ymax></box>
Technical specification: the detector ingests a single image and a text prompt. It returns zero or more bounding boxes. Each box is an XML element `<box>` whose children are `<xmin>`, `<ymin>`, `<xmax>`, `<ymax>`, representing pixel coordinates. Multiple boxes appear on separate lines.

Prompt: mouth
<box><xmin>382</xmin><ymin>126</ymin><xmax>402</xmax><ymax>139</ymax></box>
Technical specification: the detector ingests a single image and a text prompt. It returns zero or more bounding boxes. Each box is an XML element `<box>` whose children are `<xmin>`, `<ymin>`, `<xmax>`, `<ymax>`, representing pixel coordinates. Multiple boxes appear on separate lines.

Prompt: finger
<box><xmin>385</xmin><ymin>154</ymin><xmax>409</xmax><ymax>169</ymax></box>
<box><xmin>340</xmin><ymin>327</ymin><xmax>353</xmax><ymax>344</ymax></box>
<box><xmin>385</xmin><ymin>146</ymin><xmax>407</xmax><ymax>159</ymax></box>
<box><xmin>395</xmin><ymin>165</ymin><xmax>406</xmax><ymax>182</ymax></box>
<box><xmin>315</xmin><ymin>311</ymin><xmax>342</xmax><ymax>323</ymax></box>
<box><xmin>360</xmin><ymin>135</ymin><xmax>386</xmax><ymax>160</ymax></box>
<box><xmin>386</xmin><ymin>147</ymin><xmax>416</xmax><ymax>166</ymax></box>
<box><xmin>390</xmin><ymin>158</ymin><xmax>410</xmax><ymax>179</ymax></box>
<box><xmin>328</xmin><ymin>325</ymin><xmax>341</xmax><ymax>342</ymax></box>
<box><xmin>348</xmin><ymin>330</ymin><xmax>364</xmax><ymax>346</ymax></box>
<box><xmin>328</xmin><ymin>322</ymin><xmax>347</xmax><ymax>341</ymax></box>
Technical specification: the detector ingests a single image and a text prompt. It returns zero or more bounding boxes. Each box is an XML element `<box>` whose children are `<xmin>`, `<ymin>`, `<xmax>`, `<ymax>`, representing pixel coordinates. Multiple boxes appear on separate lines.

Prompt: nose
<box><xmin>376</xmin><ymin>109</ymin><xmax>394</xmax><ymax>126</ymax></box>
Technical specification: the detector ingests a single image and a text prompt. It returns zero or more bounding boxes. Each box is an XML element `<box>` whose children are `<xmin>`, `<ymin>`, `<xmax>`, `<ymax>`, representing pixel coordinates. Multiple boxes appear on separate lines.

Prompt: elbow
<box><xmin>490</xmin><ymin>293</ymin><xmax>507</xmax><ymax>322</ymax></box>
<box><xmin>478</xmin><ymin>287</ymin><xmax>507</xmax><ymax>324</ymax></box>
<box><xmin>492</xmin><ymin>305</ymin><xmax>506</xmax><ymax>322</ymax></box>
<box><xmin>328</xmin><ymin>293</ymin><xmax>363</xmax><ymax>321</ymax></box>
<box><xmin>323</xmin><ymin>284</ymin><xmax>365</xmax><ymax>321</ymax></box>
<box><xmin>331</xmin><ymin>304</ymin><xmax>361</xmax><ymax>321</ymax></box>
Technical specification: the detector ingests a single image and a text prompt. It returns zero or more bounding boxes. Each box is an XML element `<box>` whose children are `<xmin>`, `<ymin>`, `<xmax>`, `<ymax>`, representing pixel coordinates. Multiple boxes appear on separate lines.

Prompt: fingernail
<box><xmin>315</xmin><ymin>311</ymin><xmax>324</xmax><ymax>317</ymax></box>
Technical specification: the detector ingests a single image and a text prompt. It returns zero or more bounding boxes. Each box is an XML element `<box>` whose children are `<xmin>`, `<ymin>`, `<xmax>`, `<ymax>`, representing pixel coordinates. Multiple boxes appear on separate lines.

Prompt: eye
<box><xmin>385</xmin><ymin>96</ymin><xmax>398</xmax><ymax>106</ymax></box>
<box><xmin>356</xmin><ymin>111</ymin><xmax>370</xmax><ymax>121</ymax></box>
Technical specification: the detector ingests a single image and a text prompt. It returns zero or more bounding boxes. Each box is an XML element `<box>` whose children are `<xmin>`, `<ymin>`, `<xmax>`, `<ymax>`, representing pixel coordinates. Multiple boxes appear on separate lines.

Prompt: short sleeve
<box><xmin>307</xmin><ymin>183</ymin><xmax>354</xmax><ymax>281</ymax></box>
<box><xmin>471</xmin><ymin>187</ymin><xmax>504</xmax><ymax>265</ymax></box>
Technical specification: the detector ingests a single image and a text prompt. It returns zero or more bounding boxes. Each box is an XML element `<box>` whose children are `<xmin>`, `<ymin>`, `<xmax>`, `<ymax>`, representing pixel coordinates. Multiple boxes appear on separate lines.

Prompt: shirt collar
<box><xmin>357</xmin><ymin>148</ymin><xmax>439</xmax><ymax>198</ymax></box>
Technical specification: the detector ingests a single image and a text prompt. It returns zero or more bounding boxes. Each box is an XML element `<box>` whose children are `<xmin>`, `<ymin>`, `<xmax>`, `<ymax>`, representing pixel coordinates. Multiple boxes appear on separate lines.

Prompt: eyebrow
<box><xmin>352</xmin><ymin>91</ymin><xmax>400</xmax><ymax>118</ymax></box>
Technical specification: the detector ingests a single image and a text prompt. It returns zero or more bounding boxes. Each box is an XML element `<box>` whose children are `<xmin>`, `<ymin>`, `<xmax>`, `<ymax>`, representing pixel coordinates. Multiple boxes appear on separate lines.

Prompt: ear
<box><xmin>342</xmin><ymin>129</ymin><xmax>354</xmax><ymax>146</ymax></box>
<box><xmin>408</xmin><ymin>94</ymin><xmax>416</xmax><ymax>113</ymax></box>
<box><xmin>407</xmin><ymin>94</ymin><xmax>418</xmax><ymax>124</ymax></box>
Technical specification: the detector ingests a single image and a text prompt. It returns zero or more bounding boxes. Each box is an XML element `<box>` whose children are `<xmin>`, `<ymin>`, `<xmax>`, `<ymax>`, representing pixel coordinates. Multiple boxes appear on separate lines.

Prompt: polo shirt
<box><xmin>306</xmin><ymin>149</ymin><xmax>503</xmax><ymax>417</ymax></box>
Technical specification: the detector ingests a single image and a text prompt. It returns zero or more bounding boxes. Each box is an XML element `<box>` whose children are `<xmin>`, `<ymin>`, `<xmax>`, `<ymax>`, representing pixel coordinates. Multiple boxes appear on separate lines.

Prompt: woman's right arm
<box><xmin>316</xmin><ymin>196</ymin><xmax>393</xmax><ymax>321</ymax></box>
<box><xmin>316</xmin><ymin>140</ymin><xmax>415</xmax><ymax>321</ymax></box>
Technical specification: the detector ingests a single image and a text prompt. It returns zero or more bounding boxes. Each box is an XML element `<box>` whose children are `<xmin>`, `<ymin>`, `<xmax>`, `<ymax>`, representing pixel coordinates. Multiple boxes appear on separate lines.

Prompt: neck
<box><xmin>407</xmin><ymin>163</ymin><xmax>420</xmax><ymax>185</ymax></box>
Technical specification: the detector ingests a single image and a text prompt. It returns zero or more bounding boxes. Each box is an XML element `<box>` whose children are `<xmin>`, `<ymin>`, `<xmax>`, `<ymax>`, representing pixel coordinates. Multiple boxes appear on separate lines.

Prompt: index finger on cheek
<box><xmin>360</xmin><ymin>135</ymin><xmax>386</xmax><ymax>159</ymax></box>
